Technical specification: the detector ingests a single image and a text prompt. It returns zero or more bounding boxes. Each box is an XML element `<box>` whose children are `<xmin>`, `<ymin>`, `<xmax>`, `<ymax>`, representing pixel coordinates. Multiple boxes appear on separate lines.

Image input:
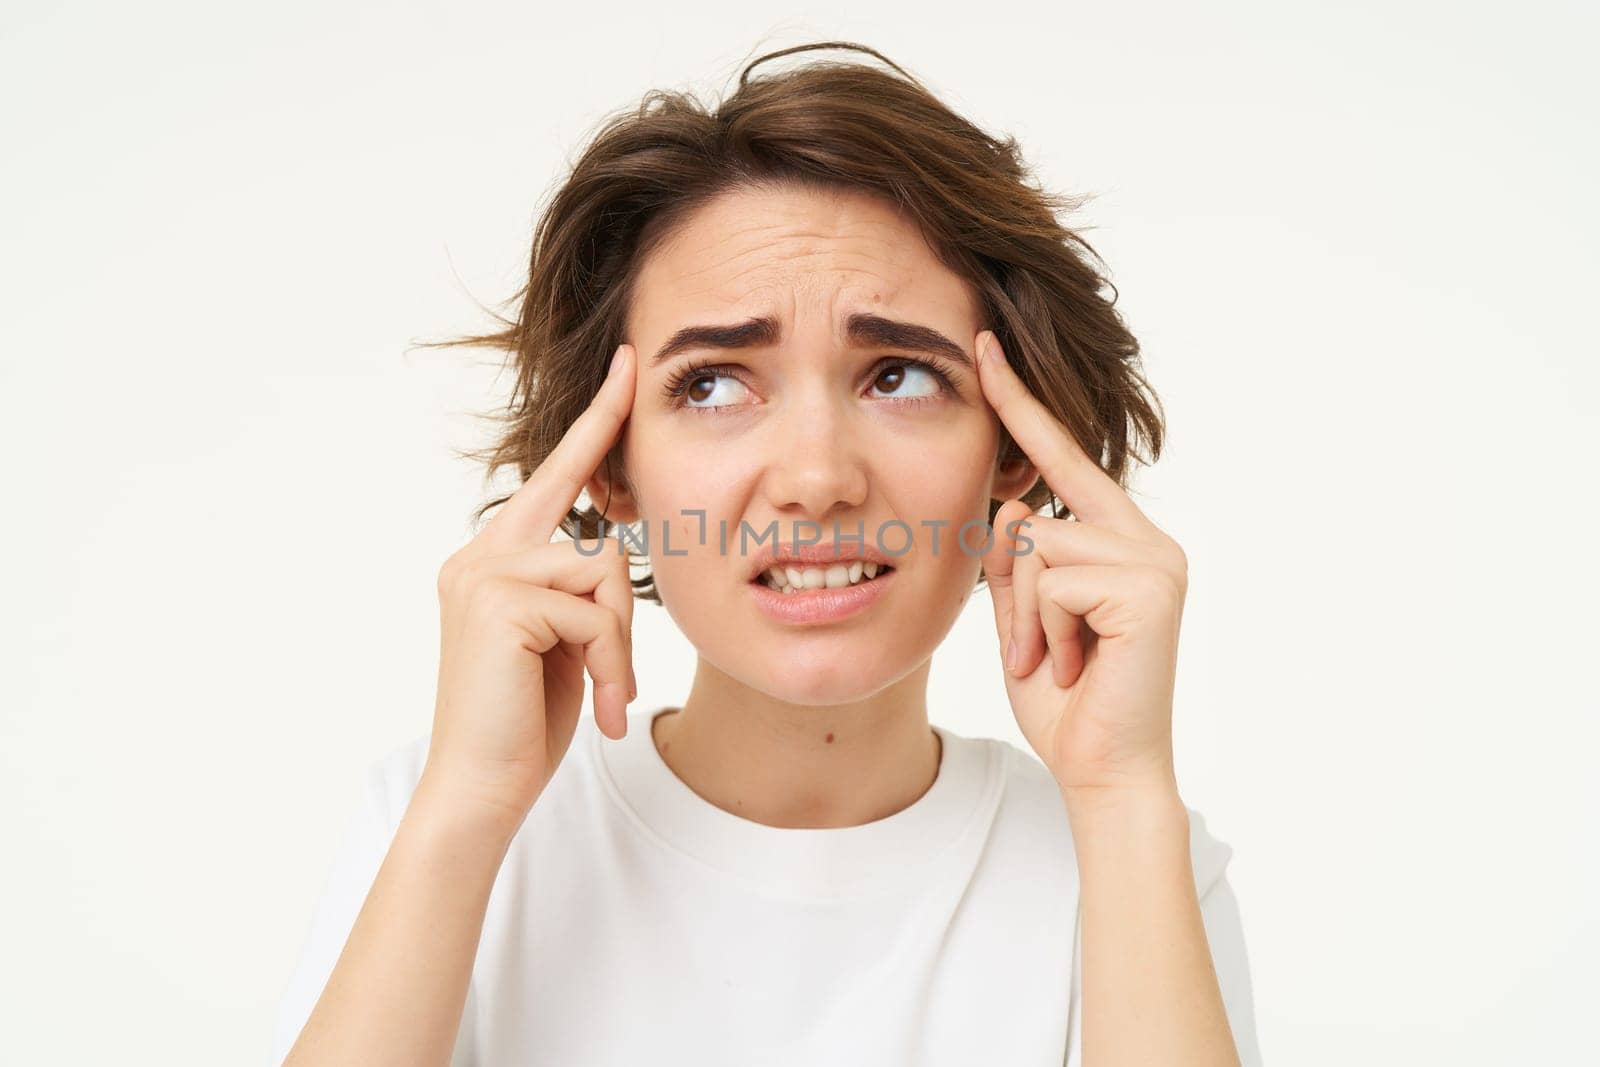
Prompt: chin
<box><xmin>714</xmin><ymin>647</ymin><xmax>909</xmax><ymax>707</ymax></box>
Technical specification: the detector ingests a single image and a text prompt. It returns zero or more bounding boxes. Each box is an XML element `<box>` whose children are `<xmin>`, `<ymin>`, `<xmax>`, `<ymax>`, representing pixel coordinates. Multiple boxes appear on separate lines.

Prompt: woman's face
<box><xmin>602</xmin><ymin>182</ymin><xmax>1036</xmax><ymax>705</ymax></box>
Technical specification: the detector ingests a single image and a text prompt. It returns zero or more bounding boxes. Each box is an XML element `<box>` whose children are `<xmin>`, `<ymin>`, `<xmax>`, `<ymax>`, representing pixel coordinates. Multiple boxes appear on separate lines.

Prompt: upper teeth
<box><xmin>764</xmin><ymin>561</ymin><xmax>881</xmax><ymax>593</ymax></box>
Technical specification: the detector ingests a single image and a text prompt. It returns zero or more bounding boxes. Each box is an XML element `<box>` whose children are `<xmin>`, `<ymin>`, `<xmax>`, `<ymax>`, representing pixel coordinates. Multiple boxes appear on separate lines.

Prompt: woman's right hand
<box><xmin>421</xmin><ymin>342</ymin><xmax>639</xmax><ymax>833</ymax></box>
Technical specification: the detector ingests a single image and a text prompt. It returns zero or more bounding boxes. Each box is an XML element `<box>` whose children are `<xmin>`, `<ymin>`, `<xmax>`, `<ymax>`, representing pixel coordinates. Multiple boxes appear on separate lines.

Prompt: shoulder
<box><xmin>982</xmin><ymin>734</ymin><xmax>1237</xmax><ymax>893</ymax></box>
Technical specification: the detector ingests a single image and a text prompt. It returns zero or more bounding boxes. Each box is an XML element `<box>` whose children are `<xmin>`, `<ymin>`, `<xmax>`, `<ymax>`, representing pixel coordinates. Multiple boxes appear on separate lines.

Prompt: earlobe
<box><xmin>992</xmin><ymin>453</ymin><xmax>1040</xmax><ymax>503</ymax></box>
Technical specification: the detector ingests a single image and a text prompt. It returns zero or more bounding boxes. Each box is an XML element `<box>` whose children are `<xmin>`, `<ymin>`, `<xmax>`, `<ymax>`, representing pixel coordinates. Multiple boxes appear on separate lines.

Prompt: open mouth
<box><xmin>753</xmin><ymin>561</ymin><xmax>897</xmax><ymax>595</ymax></box>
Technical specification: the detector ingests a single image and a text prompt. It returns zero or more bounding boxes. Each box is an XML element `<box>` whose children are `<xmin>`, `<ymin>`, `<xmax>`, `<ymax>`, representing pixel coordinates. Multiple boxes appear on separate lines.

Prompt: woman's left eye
<box><xmin>868</xmin><ymin>361</ymin><xmax>945</xmax><ymax>401</ymax></box>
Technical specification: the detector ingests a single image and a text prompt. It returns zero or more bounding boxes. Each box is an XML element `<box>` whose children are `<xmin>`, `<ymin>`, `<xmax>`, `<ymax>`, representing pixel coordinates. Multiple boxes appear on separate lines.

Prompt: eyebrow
<box><xmin>649</xmin><ymin>312</ymin><xmax>973</xmax><ymax>369</ymax></box>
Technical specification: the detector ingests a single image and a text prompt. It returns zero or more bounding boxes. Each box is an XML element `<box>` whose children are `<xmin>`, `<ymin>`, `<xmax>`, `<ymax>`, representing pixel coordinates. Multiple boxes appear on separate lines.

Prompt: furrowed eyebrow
<box><xmin>649</xmin><ymin>312</ymin><xmax>972</xmax><ymax>369</ymax></box>
<box><xmin>650</xmin><ymin>316</ymin><xmax>782</xmax><ymax>367</ymax></box>
<box><xmin>844</xmin><ymin>312</ymin><xmax>972</xmax><ymax>369</ymax></box>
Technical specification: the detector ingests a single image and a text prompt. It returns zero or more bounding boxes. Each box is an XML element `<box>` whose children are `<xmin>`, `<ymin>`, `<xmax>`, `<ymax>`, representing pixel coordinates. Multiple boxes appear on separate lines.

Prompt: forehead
<box><xmin>627</xmin><ymin>183</ymin><xmax>978</xmax><ymax>334</ymax></box>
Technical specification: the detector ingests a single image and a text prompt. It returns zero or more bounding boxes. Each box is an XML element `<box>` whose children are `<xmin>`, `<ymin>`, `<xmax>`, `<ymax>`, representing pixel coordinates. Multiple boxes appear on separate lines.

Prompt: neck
<box><xmin>650</xmin><ymin>658</ymin><xmax>943</xmax><ymax>829</ymax></box>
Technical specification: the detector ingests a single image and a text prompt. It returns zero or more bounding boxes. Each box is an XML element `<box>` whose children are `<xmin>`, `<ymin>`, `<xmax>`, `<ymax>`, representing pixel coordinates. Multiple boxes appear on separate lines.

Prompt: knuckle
<box><xmin>468</xmin><ymin>575</ymin><xmax>526</xmax><ymax>621</ymax></box>
<box><xmin>1159</xmin><ymin>534</ymin><xmax>1189</xmax><ymax>575</ymax></box>
<box><xmin>1030</xmin><ymin>564</ymin><xmax>1053</xmax><ymax>597</ymax></box>
<box><xmin>1139</xmin><ymin>565</ymin><xmax>1183</xmax><ymax>608</ymax></box>
<box><xmin>1150</xmin><ymin>538</ymin><xmax>1189</xmax><ymax>598</ymax></box>
<box><xmin>1035</xmin><ymin>568</ymin><xmax>1071</xmax><ymax>613</ymax></box>
<box><xmin>436</xmin><ymin>550</ymin><xmax>472</xmax><ymax>598</ymax></box>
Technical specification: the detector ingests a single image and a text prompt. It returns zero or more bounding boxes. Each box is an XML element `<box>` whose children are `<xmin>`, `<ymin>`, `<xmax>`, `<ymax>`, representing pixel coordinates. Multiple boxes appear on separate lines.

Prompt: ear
<box><xmin>991</xmin><ymin>445</ymin><xmax>1040</xmax><ymax>503</ymax></box>
<box><xmin>583</xmin><ymin>451</ymin><xmax>642</xmax><ymax>525</ymax></box>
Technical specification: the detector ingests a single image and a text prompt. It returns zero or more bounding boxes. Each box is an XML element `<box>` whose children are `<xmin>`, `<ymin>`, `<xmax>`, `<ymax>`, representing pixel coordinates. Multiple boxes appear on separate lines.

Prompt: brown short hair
<box><xmin>425</xmin><ymin>41</ymin><xmax>1165</xmax><ymax>605</ymax></box>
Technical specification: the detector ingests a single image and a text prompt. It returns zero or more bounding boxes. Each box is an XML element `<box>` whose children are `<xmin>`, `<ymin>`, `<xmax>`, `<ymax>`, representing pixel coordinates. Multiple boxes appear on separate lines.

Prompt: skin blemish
<box><xmin>825</xmin><ymin>732</ymin><xmax>835</xmax><ymax>744</ymax></box>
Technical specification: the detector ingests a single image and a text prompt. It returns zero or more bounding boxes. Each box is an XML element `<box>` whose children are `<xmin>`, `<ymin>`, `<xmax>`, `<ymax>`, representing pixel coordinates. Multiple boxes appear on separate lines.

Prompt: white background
<box><xmin>4</xmin><ymin>1</ymin><xmax>1596</xmax><ymax>1063</ymax></box>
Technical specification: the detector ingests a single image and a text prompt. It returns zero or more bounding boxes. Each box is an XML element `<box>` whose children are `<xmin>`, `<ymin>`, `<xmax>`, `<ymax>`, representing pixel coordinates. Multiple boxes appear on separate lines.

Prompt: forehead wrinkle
<box><xmin>634</xmin><ymin>190</ymin><xmax>975</xmax><ymax>345</ymax></box>
<box><xmin>661</xmin><ymin>273</ymin><xmax>877</xmax><ymax>325</ymax></box>
<box><xmin>656</xmin><ymin>212</ymin><xmax>925</xmax><ymax>294</ymax></box>
<box><xmin>677</xmin><ymin>244</ymin><xmax>917</xmax><ymax>304</ymax></box>
<box><xmin>670</xmin><ymin>268</ymin><xmax>912</xmax><ymax>332</ymax></box>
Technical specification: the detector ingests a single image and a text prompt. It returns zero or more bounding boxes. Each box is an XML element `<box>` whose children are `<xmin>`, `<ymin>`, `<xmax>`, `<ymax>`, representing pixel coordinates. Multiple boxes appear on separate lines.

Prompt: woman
<box><xmin>272</xmin><ymin>41</ymin><xmax>1261</xmax><ymax>1066</ymax></box>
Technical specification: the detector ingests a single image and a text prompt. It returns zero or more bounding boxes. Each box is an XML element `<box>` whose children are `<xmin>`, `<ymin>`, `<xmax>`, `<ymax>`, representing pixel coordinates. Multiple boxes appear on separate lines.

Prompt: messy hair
<box><xmin>425</xmin><ymin>40</ymin><xmax>1164</xmax><ymax>605</ymax></box>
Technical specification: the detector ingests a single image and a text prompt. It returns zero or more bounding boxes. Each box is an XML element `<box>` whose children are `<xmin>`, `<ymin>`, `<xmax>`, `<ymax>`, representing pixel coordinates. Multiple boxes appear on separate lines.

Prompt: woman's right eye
<box><xmin>676</xmin><ymin>368</ymin><xmax>755</xmax><ymax>410</ymax></box>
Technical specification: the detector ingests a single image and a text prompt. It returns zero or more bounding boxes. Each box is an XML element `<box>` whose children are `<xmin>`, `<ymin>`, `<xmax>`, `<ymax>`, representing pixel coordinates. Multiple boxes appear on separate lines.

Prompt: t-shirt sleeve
<box><xmin>267</xmin><ymin>761</ymin><xmax>397</xmax><ymax>1065</ymax></box>
<box><xmin>1189</xmin><ymin>808</ymin><xmax>1263</xmax><ymax>1066</ymax></box>
<box><xmin>1063</xmin><ymin>806</ymin><xmax>1263</xmax><ymax>1066</ymax></box>
<box><xmin>267</xmin><ymin>744</ymin><xmax>477</xmax><ymax>1066</ymax></box>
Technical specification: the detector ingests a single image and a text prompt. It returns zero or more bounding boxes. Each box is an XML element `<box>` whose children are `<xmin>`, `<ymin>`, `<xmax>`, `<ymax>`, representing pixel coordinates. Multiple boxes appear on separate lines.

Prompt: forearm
<box><xmin>1063</xmin><ymin>783</ymin><xmax>1240</xmax><ymax>1067</ymax></box>
<box><xmin>283</xmin><ymin>774</ymin><xmax>520</xmax><ymax>1067</ymax></box>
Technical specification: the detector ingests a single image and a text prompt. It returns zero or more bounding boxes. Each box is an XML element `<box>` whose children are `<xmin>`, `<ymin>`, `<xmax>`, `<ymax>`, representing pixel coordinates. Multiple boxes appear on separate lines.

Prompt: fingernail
<box><xmin>1006</xmin><ymin>639</ymin><xmax>1018</xmax><ymax>672</ymax></box>
<box><xmin>608</xmin><ymin>345</ymin><xmax>625</xmax><ymax>377</ymax></box>
<box><xmin>989</xmin><ymin>333</ymin><xmax>1005</xmax><ymax>367</ymax></box>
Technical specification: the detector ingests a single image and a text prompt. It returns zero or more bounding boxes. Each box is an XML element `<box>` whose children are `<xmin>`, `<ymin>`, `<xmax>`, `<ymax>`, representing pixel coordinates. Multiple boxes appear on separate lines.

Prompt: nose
<box><xmin>758</xmin><ymin>381</ymin><xmax>870</xmax><ymax>521</ymax></box>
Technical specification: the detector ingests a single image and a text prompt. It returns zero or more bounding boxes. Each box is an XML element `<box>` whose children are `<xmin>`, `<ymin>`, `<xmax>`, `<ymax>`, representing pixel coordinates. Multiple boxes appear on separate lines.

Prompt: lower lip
<box><xmin>749</xmin><ymin>568</ymin><xmax>896</xmax><ymax>625</ymax></box>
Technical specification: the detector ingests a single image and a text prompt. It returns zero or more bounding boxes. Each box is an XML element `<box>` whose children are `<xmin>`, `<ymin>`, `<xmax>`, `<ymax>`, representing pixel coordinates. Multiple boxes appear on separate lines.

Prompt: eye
<box><xmin>663</xmin><ymin>360</ymin><xmax>756</xmax><ymax>411</ymax></box>
<box><xmin>662</xmin><ymin>355</ymin><xmax>957</xmax><ymax>414</ymax></box>
<box><xmin>868</xmin><ymin>359</ymin><xmax>948</xmax><ymax>402</ymax></box>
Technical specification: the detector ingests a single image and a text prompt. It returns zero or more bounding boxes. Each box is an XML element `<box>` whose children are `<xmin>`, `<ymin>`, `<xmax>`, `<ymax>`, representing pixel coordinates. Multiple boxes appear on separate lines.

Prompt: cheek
<box><xmin>881</xmin><ymin>418</ymin><xmax>995</xmax><ymax>511</ymax></box>
<box><xmin>625</xmin><ymin>417</ymin><xmax>751</xmax><ymax>501</ymax></box>
<box><xmin>874</xmin><ymin>428</ymin><xmax>996</xmax><ymax>580</ymax></box>
<box><xmin>626</xmin><ymin>450</ymin><xmax>747</xmax><ymax>534</ymax></box>
<box><xmin>622</xmin><ymin>442</ymin><xmax>745</xmax><ymax>592</ymax></box>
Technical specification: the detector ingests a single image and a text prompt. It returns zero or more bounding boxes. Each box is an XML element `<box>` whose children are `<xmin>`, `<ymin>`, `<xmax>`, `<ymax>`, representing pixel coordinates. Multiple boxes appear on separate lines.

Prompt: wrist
<box><xmin>408</xmin><ymin>767</ymin><xmax>534</xmax><ymax>853</ymax></box>
<box><xmin>1062</xmin><ymin>785</ymin><xmax>1191</xmax><ymax>878</ymax></box>
<box><xmin>1059</xmin><ymin>776</ymin><xmax>1187</xmax><ymax>836</ymax></box>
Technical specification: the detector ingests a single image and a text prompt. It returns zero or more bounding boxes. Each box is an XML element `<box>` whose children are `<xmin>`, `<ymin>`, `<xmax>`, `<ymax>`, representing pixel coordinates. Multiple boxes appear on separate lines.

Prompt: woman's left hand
<box><xmin>974</xmin><ymin>330</ymin><xmax>1191</xmax><ymax>797</ymax></box>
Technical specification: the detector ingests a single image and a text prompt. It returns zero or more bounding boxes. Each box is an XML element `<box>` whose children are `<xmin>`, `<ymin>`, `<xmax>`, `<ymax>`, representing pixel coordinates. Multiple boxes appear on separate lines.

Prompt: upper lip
<box><xmin>746</xmin><ymin>541</ymin><xmax>899</xmax><ymax>582</ymax></box>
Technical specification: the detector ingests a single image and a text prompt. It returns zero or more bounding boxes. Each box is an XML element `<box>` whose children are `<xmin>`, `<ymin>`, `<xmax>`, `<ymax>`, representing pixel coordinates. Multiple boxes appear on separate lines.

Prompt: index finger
<box><xmin>975</xmin><ymin>330</ymin><xmax>1152</xmax><ymax>536</ymax></box>
<box><xmin>482</xmin><ymin>342</ymin><xmax>637</xmax><ymax>551</ymax></box>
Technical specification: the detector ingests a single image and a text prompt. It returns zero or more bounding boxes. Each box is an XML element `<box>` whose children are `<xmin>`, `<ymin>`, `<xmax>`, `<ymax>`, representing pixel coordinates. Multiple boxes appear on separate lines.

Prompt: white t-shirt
<box><xmin>270</xmin><ymin>707</ymin><xmax>1262</xmax><ymax>1065</ymax></box>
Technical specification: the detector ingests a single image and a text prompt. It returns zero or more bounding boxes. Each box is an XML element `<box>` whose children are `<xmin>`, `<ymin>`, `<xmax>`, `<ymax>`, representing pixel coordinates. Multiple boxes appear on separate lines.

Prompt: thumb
<box><xmin>982</xmin><ymin>499</ymin><xmax>1032</xmax><ymax>660</ymax></box>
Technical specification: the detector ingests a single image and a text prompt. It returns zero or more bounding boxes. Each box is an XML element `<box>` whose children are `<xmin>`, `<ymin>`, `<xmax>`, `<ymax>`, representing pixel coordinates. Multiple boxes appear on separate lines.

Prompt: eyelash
<box><xmin>661</xmin><ymin>356</ymin><xmax>960</xmax><ymax>413</ymax></box>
